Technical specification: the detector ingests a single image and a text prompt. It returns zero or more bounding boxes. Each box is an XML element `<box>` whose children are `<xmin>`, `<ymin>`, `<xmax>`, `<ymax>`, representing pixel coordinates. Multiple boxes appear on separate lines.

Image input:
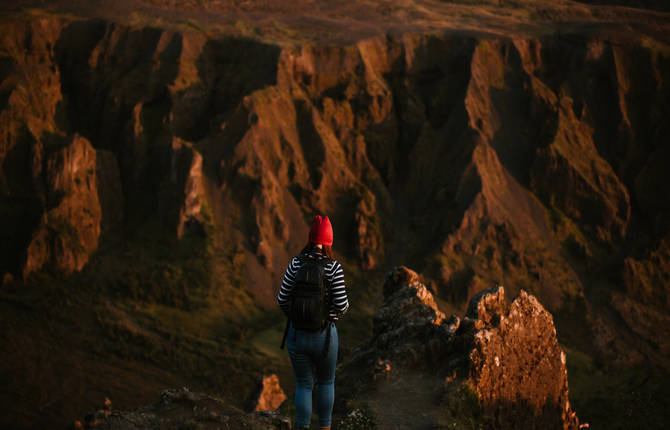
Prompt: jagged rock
<box><xmin>353</xmin><ymin>191</ymin><xmax>383</xmax><ymax>270</ymax></box>
<box><xmin>465</xmin><ymin>286</ymin><xmax>506</xmax><ymax>328</ymax></box>
<box><xmin>1</xmin><ymin>9</ymin><xmax>669</xmax><ymax>429</ymax></box>
<box><xmin>461</xmin><ymin>288</ymin><xmax>580</xmax><ymax>430</ymax></box>
<box><xmin>250</xmin><ymin>374</ymin><xmax>287</xmax><ymax>412</ymax></box>
<box><xmin>170</xmin><ymin>137</ymin><xmax>205</xmax><ymax>239</ymax></box>
<box><xmin>79</xmin><ymin>387</ymin><xmax>291</xmax><ymax>430</ymax></box>
<box><xmin>365</xmin><ymin>267</ymin><xmax>450</xmax><ymax>366</ymax></box>
<box><xmin>530</xmin><ymin>96</ymin><xmax>631</xmax><ymax>244</ymax></box>
<box><xmin>22</xmin><ymin>134</ymin><xmax>120</xmax><ymax>276</ymax></box>
<box><xmin>339</xmin><ymin>268</ymin><xmax>580</xmax><ymax>430</ymax></box>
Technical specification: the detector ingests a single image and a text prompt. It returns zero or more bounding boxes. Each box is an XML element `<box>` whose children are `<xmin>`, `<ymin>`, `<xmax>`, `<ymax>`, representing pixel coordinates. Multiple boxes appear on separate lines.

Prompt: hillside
<box><xmin>1</xmin><ymin>1</ymin><xmax>670</xmax><ymax>429</ymax></box>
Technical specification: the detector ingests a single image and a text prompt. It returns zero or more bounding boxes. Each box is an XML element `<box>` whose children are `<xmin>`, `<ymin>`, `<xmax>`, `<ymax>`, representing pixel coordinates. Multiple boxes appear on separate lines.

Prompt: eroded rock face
<box><xmin>164</xmin><ymin>137</ymin><xmax>205</xmax><ymax>239</ymax></box>
<box><xmin>1</xmin><ymin>7</ymin><xmax>669</xmax><ymax>369</ymax></box>
<box><xmin>339</xmin><ymin>267</ymin><xmax>580</xmax><ymax>430</ymax></box>
<box><xmin>23</xmin><ymin>134</ymin><xmax>122</xmax><ymax>276</ymax></box>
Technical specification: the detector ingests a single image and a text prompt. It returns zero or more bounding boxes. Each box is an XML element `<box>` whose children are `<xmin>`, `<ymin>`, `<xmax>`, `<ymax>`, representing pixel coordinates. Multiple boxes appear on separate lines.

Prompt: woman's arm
<box><xmin>327</xmin><ymin>260</ymin><xmax>349</xmax><ymax>315</ymax></box>
<box><xmin>277</xmin><ymin>258</ymin><xmax>298</xmax><ymax>315</ymax></box>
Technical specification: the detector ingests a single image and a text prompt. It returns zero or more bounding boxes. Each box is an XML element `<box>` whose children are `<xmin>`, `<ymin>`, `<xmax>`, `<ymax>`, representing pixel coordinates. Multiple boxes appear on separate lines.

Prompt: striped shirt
<box><xmin>277</xmin><ymin>252</ymin><xmax>349</xmax><ymax>319</ymax></box>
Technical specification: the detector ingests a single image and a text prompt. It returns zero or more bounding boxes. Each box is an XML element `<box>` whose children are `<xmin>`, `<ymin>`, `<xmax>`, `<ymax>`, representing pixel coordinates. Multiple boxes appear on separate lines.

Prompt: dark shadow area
<box><xmin>0</xmin><ymin>55</ymin><xmax>15</xmax><ymax>111</ymax></box>
<box><xmin>478</xmin><ymin>398</ymin><xmax>569</xmax><ymax>430</ymax></box>
<box><xmin>488</xmin><ymin>41</ymin><xmax>546</xmax><ymax>187</ymax></box>
<box><xmin>53</xmin><ymin>19</ymin><xmax>109</xmax><ymax>141</ymax></box>
<box><xmin>294</xmin><ymin>99</ymin><xmax>325</xmax><ymax>190</ymax></box>
<box><xmin>0</xmin><ymin>126</ymin><xmax>41</xmax><ymax>277</ymax></box>
<box><xmin>176</xmin><ymin>37</ymin><xmax>281</xmax><ymax>142</ymax></box>
<box><xmin>382</xmin><ymin>35</ymin><xmax>479</xmax><ymax>272</ymax></box>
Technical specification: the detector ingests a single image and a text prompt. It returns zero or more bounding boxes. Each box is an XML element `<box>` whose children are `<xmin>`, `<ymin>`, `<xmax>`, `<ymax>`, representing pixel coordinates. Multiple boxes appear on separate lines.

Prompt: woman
<box><xmin>277</xmin><ymin>215</ymin><xmax>349</xmax><ymax>430</ymax></box>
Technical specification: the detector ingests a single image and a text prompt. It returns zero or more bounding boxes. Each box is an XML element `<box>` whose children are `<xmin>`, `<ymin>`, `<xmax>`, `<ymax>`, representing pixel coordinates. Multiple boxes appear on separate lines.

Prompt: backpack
<box><xmin>288</xmin><ymin>254</ymin><xmax>331</xmax><ymax>331</ymax></box>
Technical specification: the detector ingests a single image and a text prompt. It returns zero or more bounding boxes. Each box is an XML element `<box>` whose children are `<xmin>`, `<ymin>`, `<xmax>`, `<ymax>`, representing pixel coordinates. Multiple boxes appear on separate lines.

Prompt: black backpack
<box><xmin>288</xmin><ymin>254</ymin><xmax>331</xmax><ymax>331</ymax></box>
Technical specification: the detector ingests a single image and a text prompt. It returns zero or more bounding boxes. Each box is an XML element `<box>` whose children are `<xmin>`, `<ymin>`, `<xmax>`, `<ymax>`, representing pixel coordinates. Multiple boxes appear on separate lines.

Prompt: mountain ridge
<box><xmin>1</xmin><ymin>2</ymin><xmax>669</xmax><ymax>428</ymax></box>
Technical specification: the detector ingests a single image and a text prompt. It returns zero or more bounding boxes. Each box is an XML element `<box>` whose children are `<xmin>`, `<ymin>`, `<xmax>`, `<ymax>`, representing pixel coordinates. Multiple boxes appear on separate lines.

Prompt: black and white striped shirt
<box><xmin>277</xmin><ymin>252</ymin><xmax>349</xmax><ymax>319</ymax></box>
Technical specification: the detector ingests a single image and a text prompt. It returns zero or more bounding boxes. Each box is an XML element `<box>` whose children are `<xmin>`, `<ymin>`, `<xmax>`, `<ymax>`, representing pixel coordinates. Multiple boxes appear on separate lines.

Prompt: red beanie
<box><xmin>309</xmin><ymin>215</ymin><xmax>333</xmax><ymax>246</ymax></box>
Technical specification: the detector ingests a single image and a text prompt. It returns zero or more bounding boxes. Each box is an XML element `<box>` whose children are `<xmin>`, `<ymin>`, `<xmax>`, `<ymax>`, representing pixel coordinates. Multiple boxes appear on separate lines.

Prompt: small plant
<box><xmin>438</xmin><ymin>382</ymin><xmax>486</xmax><ymax>430</ymax></box>
<box><xmin>337</xmin><ymin>403</ymin><xmax>378</xmax><ymax>430</ymax></box>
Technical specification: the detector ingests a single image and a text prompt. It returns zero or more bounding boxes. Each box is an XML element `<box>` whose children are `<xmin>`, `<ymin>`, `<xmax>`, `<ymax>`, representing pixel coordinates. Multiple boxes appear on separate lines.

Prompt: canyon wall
<box><xmin>1</xmin><ymin>15</ymin><xmax>669</xmax><ymax>369</ymax></box>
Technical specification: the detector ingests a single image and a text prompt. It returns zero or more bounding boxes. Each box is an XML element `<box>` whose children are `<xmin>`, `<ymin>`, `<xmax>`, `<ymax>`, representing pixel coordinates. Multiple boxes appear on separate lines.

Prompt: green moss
<box><xmin>437</xmin><ymin>382</ymin><xmax>486</xmax><ymax>430</ymax></box>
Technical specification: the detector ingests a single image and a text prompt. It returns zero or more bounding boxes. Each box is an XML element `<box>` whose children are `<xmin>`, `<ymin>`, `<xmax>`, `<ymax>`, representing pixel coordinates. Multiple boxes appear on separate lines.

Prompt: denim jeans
<box><xmin>286</xmin><ymin>322</ymin><xmax>338</xmax><ymax>428</ymax></box>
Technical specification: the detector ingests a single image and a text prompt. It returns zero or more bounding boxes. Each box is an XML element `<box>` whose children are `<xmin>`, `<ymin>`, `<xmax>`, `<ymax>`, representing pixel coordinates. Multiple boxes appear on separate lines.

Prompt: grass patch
<box><xmin>0</xmin><ymin>214</ymin><xmax>293</xmax><ymax>428</ymax></box>
<box><xmin>437</xmin><ymin>382</ymin><xmax>486</xmax><ymax>430</ymax></box>
<box><xmin>564</xmin><ymin>346</ymin><xmax>670</xmax><ymax>429</ymax></box>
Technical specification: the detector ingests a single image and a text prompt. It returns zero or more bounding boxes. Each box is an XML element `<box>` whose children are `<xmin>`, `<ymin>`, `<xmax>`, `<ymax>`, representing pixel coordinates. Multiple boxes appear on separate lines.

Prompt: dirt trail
<box><xmin>362</xmin><ymin>370</ymin><xmax>444</xmax><ymax>429</ymax></box>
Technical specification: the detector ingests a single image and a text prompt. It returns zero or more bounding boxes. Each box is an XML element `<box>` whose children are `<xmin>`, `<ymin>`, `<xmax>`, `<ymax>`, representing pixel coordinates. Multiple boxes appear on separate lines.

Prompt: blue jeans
<box><xmin>286</xmin><ymin>322</ymin><xmax>338</xmax><ymax>428</ymax></box>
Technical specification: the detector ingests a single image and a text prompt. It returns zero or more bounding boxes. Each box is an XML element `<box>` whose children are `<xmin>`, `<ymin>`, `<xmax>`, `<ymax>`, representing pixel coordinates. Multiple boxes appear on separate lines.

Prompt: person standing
<box><xmin>278</xmin><ymin>215</ymin><xmax>349</xmax><ymax>430</ymax></box>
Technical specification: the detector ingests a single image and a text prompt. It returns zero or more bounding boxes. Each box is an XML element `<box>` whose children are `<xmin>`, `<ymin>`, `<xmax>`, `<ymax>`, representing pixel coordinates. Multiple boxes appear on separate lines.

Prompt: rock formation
<box><xmin>337</xmin><ymin>267</ymin><xmax>581</xmax><ymax>429</ymax></box>
<box><xmin>250</xmin><ymin>374</ymin><xmax>288</xmax><ymax>412</ymax></box>
<box><xmin>76</xmin><ymin>387</ymin><xmax>291</xmax><ymax>430</ymax></box>
<box><xmin>20</xmin><ymin>133</ymin><xmax>123</xmax><ymax>276</ymax></box>
<box><xmin>2</xmin><ymin>10</ymin><xmax>669</xmax><ymax>350</ymax></box>
<box><xmin>1</xmin><ymin>1</ymin><xmax>669</xmax><ymax>428</ymax></box>
<box><xmin>462</xmin><ymin>287</ymin><xmax>579</xmax><ymax>429</ymax></box>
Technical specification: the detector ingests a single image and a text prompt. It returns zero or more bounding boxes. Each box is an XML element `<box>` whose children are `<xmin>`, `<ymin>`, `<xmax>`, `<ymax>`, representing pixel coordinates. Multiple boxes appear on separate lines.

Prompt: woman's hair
<box><xmin>301</xmin><ymin>242</ymin><xmax>334</xmax><ymax>259</ymax></box>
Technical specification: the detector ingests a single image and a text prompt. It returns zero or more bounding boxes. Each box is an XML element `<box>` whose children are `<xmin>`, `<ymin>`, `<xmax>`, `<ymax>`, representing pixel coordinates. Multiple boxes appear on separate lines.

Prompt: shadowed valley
<box><xmin>1</xmin><ymin>1</ymin><xmax>670</xmax><ymax>429</ymax></box>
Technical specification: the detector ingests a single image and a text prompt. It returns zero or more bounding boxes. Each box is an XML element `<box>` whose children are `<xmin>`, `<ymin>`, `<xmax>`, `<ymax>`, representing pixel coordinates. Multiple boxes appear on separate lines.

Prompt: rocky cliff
<box><xmin>78</xmin><ymin>268</ymin><xmax>580</xmax><ymax>430</ymax></box>
<box><xmin>1</xmin><ymin>1</ymin><xmax>670</xmax><ymax>428</ymax></box>
<box><xmin>337</xmin><ymin>267</ymin><xmax>581</xmax><ymax>429</ymax></box>
<box><xmin>2</xmin><ymin>8</ymin><xmax>669</xmax><ymax>364</ymax></box>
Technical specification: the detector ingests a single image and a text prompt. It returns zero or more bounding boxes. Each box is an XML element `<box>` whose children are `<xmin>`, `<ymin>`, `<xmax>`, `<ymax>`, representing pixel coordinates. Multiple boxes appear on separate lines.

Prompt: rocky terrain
<box><xmin>337</xmin><ymin>267</ymin><xmax>582</xmax><ymax>429</ymax></box>
<box><xmin>1</xmin><ymin>0</ymin><xmax>670</xmax><ymax>429</ymax></box>
<box><xmin>78</xmin><ymin>268</ymin><xmax>583</xmax><ymax>429</ymax></box>
<box><xmin>74</xmin><ymin>387</ymin><xmax>291</xmax><ymax>430</ymax></box>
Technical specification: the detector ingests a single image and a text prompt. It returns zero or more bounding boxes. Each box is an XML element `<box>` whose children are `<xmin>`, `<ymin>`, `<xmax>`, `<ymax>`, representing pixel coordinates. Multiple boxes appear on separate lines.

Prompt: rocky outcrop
<box><xmin>460</xmin><ymin>287</ymin><xmax>578</xmax><ymax>429</ymax></box>
<box><xmin>162</xmin><ymin>137</ymin><xmax>205</xmax><ymax>239</ymax></box>
<box><xmin>77</xmin><ymin>387</ymin><xmax>291</xmax><ymax>430</ymax></box>
<box><xmin>338</xmin><ymin>267</ymin><xmax>581</xmax><ymax>429</ymax></box>
<box><xmin>364</xmin><ymin>267</ymin><xmax>451</xmax><ymax>366</ymax></box>
<box><xmin>249</xmin><ymin>374</ymin><xmax>287</xmax><ymax>412</ymax></box>
<box><xmin>22</xmin><ymin>134</ymin><xmax>122</xmax><ymax>276</ymax></box>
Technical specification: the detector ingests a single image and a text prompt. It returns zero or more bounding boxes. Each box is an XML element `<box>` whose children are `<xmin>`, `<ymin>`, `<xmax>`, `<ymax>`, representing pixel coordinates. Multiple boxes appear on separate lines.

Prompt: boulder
<box><xmin>461</xmin><ymin>288</ymin><xmax>579</xmax><ymax>429</ymax></box>
<box><xmin>251</xmin><ymin>374</ymin><xmax>287</xmax><ymax>412</ymax></box>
